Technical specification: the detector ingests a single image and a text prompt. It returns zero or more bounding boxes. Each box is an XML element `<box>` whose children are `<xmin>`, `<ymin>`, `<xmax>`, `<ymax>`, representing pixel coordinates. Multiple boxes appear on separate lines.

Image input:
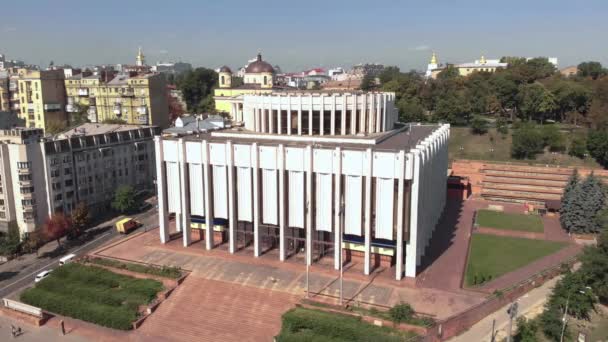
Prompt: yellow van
<box><xmin>115</xmin><ymin>218</ymin><xmax>140</xmax><ymax>234</ymax></box>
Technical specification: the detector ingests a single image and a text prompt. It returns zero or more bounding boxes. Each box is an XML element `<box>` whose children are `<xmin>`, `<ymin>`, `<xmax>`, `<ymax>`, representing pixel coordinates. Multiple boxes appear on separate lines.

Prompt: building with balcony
<box><xmin>155</xmin><ymin>88</ymin><xmax>449</xmax><ymax>279</ymax></box>
<box><xmin>13</xmin><ymin>69</ymin><xmax>68</xmax><ymax>131</ymax></box>
<box><xmin>0</xmin><ymin>124</ymin><xmax>159</xmax><ymax>237</ymax></box>
<box><xmin>65</xmin><ymin>72</ymin><xmax>169</xmax><ymax>127</ymax></box>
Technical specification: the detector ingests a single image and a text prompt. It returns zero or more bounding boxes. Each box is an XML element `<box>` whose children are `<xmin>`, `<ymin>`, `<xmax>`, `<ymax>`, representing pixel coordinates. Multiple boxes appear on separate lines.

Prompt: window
<box><xmin>263</xmin><ymin>76</ymin><xmax>267</xmax><ymax>85</ymax></box>
<box><xmin>17</xmin><ymin>162</ymin><xmax>31</xmax><ymax>169</ymax></box>
<box><xmin>63</xmin><ymin>156</ymin><xmax>71</xmax><ymax>163</ymax></box>
<box><xmin>0</xmin><ymin>212</ymin><xmax>5</xmax><ymax>219</ymax></box>
<box><xmin>19</xmin><ymin>174</ymin><xmax>32</xmax><ymax>181</ymax></box>
<box><xmin>0</xmin><ymin>199</ymin><xmax>4</xmax><ymax>205</ymax></box>
<box><xmin>22</xmin><ymin>199</ymin><xmax>36</xmax><ymax>206</ymax></box>
<box><xmin>65</xmin><ymin>180</ymin><xmax>73</xmax><ymax>187</ymax></box>
<box><xmin>64</xmin><ymin>168</ymin><xmax>72</xmax><ymax>175</ymax></box>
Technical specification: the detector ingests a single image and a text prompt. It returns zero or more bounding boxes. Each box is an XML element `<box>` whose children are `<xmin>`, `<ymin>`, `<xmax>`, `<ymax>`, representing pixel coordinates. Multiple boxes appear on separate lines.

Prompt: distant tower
<box><xmin>479</xmin><ymin>55</ymin><xmax>487</xmax><ymax>65</ymax></box>
<box><xmin>426</xmin><ymin>52</ymin><xmax>439</xmax><ymax>78</ymax></box>
<box><xmin>136</xmin><ymin>47</ymin><xmax>146</xmax><ymax>66</ymax></box>
<box><xmin>218</xmin><ymin>66</ymin><xmax>233</xmax><ymax>88</ymax></box>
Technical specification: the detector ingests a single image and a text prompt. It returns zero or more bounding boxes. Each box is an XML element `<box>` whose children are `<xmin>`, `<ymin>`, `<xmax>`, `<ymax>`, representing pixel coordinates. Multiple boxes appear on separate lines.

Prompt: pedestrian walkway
<box><xmin>0</xmin><ymin>312</ymin><xmax>89</xmax><ymax>342</ymax></box>
<box><xmin>94</xmin><ymin>229</ymin><xmax>485</xmax><ymax>320</ymax></box>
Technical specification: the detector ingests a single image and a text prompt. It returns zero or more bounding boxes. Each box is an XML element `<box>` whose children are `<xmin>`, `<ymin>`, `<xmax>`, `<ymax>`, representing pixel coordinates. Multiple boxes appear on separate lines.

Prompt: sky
<box><xmin>1</xmin><ymin>0</ymin><xmax>607</xmax><ymax>72</ymax></box>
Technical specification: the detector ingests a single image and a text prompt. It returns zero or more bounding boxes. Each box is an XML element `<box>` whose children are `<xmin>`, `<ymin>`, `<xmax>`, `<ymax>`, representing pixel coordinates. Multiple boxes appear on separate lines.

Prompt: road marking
<box><xmin>0</xmin><ymin>231</ymin><xmax>113</xmax><ymax>293</ymax></box>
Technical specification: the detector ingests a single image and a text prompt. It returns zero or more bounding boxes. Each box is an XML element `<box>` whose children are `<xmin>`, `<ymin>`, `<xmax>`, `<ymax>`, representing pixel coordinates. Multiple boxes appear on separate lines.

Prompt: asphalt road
<box><xmin>0</xmin><ymin>209</ymin><xmax>159</xmax><ymax>299</ymax></box>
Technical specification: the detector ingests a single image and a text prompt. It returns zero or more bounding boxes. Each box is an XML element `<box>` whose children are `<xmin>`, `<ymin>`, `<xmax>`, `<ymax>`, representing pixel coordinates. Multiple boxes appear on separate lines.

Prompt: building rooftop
<box><xmin>55</xmin><ymin>123</ymin><xmax>156</xmax><ymax>139</ymax></box>
<box><xmin>169</xmin><ymin>123</ymin><xmax>440</xmax><ymax>152</ymax></box>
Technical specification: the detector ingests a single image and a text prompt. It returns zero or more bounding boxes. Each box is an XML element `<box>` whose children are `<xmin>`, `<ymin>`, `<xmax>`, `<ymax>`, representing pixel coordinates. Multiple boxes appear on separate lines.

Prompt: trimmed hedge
<box><xmin>20</xmin><ymin>263</ymin><xmax>163</xmax><ymax>330</ymax></box>
<box><xmin>87</xmin><ymin>257</ymin><xmax>182</xmax><ymax>279</ymax></box>
<box><xmin>277</xmin><ymin>307</ymin><xmax>416</xmax><ymax>342</ymax></box>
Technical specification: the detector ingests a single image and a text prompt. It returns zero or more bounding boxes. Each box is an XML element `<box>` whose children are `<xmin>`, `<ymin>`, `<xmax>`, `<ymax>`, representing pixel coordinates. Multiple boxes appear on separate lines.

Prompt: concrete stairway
<box><xmin>480</xmin><ymin>164</ymin><xmax>573</xmax><ymax>205</ymax></box>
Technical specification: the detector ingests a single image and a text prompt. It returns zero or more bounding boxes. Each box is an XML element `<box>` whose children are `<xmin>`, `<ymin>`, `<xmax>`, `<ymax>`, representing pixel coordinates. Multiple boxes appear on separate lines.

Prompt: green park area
<box><xmin>277</xmin><ymin>307</ymin><xmax>418</xmax><ymax>342</ymax></box>
<box><xmin>476</xmin><ymin>209</ymin><xmax>544</xmax><ymax>233</ymax></box>
<box><xmin>465</xmin><ymin>234</ymin><xmax>566</xmax><ymax>287</ymax></box>
<box><xmin>20</xmin><ymin>263</ymin><xmax>163</xmax><ymax>330</ymax></box>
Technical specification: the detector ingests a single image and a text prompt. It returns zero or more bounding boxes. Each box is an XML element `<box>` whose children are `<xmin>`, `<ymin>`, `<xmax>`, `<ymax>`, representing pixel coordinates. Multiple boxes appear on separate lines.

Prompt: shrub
<box><xmin>587</xmin><ymin>130</ymin><xmax>608</xmax><ymax>167</ymax></box>
<box><xmin>388</xmin><ymin>302</ymin><xmax>414</xmax><ymax>324</ymax></box>
<box><xmin>496</xmin><ymin>117</ymin><xmax>509</xmax><ymax>135</ymax></box>
<box><xmin>540</xmin><ymin>124</ymin><xmax>566</xmax><ymax>152</ymax></box>
<box><xmin>87</xmin><ymin>257</ymin><xmax>182</xmax><ymax>279</ymax></box>
<box><xmin>569</xmin><ymin>135</ymin><xmax>587</xmax><ymax>158</ymax></box>
<box><xmin>470</xmin><ymin>116</ymin><xmax>489</xmax><ymax>135</ymax></box>
<box><xmin>511</xmin><ymin>123</ymin><xmax>544</xmax><ymax>159</ymax></box>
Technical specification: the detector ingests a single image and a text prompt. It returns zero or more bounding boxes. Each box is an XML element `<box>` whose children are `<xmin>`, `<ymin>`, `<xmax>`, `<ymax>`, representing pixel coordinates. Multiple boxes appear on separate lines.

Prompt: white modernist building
<box><xmin>155</xmin><ymin>90</ymin><xmax>449</xmax><ymax>279</ymax></box>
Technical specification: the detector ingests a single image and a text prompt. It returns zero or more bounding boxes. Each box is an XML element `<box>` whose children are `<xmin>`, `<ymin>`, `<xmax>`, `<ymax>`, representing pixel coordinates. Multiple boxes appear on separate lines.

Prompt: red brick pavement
<box><xmin>136</xmin><ymin>276</ymin><xmax>299</xmax><ymax>342</ymax></box>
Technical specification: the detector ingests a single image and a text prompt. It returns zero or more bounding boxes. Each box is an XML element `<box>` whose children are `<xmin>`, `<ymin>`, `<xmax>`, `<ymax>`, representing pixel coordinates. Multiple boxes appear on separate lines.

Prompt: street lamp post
<box><xmin>560</xmin><ymin>286</ymin><xmax>592</xmax><ymax>342</ymax></box>
<box><xmin>339</xmin><ymin>197</ymin><xmax>344</xmax><ymax>306</ymax></box>
<box><xmin>506</xmin><ymin>302</ymin><xmax>518</xmax><ymax>342</ymax></box>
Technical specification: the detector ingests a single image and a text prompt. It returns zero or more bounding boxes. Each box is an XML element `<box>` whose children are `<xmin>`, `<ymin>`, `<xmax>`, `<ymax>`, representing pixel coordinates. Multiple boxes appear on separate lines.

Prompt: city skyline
<box><xmin>1</xmin><ymin>0</ymin><xmax>607</xmax><ymax>71</ymax></box>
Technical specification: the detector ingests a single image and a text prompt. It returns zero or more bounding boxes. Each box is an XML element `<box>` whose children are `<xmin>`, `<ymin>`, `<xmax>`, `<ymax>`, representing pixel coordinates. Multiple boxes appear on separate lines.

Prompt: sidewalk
<box><xmin>0</xmin><ymin>313</ymin><xmax>89</xmax><ymax>342</ymax></box>
<box><xmin>449</xmin><ymin>276</ymin><xmax>560</xmax><ymax>341</ymax></box>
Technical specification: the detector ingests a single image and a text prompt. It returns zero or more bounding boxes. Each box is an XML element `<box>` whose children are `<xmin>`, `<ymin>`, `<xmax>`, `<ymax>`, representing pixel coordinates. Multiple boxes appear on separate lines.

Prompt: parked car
<box><xmin>34</xmin><ymin>270</ymin><xmax>52</xmax><ymax>283</ymax></box>
<box><xmin>59</xmin><ymin>254</ymin><xmax>76</xmax><ymax>266</ymax></box>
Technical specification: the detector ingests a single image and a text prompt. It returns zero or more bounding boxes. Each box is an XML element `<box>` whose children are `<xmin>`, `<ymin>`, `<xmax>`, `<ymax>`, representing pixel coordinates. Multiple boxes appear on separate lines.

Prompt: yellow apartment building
<box><xmin>13</xmin><ymin>69</ymin><xmax>67</xmax><ymax>131</ymax></box>
<box><xmin>65</xmin><ymin>72</ymin><xmax>169</xmax><ymax>128</ymax></box>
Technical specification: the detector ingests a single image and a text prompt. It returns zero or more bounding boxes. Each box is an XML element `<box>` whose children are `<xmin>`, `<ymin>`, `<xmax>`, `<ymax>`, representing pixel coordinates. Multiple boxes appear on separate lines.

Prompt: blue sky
<box><xmin>1</xmin><ymin>0</ymin><xmax>607</xmax><ymax>72</ymax></box>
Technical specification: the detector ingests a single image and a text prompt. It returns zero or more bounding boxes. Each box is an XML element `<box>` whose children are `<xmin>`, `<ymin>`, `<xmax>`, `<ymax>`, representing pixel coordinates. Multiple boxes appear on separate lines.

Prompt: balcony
<box><xmin>66</xmin><ymin>103</ymin><xmax>77</xmax><ymax>112</ymax></box>
<box><xmin>87</xmin><ymin>106</ymin><xmax>97</xmax><ymax>115</ymax></box>
<box><xmin>78</xmin><ymin>88</ymin><xmax>89</xmax><ymax>96</ymax></box>
<box><xmin>44</xmin><ymin>103</ymin><xmax>62</xmax><ymax>112</ymax></box>
<box><xmin>11</xmin><ymin>103</ymin><xmax>20</xmax><ymax>110</ymax></box>
<box><xmin>18</xmin><ymin>167</ymin><xmax>31</xmax><ymax>174</ymax></box>
<box><xmin>113</xmin><ymin>106</ymin><xmax>122</xmax><ymax>115</ymax></box>
<box><xmin>136</xmin><ymin>106</ymin><xmax>148</xmax><ymax>115</ymax></box>
<box><xmin>19</xmin><ymin>179</ymin><xmax>32</xmax><ymax>186</ymax></box>
<box><xmin>21</xmin><ymin>192</ymin><xmax>33</xmax><ymax>200</ymax></box>
<box><xmin>137</xmin><ymin>115</ymin><xmax>149</xmax><ymax>124</ymax></box>
<box><xmin>121</xmin><ymin>88</ymin><xmax>135</xmax><ymax>97</ymax></box>
<box><xmin>27</xmin><ymin>103</ymin><xmax>35</xmax><ymax>110</ymax></box>
<box><xmin>8</xmin><ymin>82</ymin><xmax>17</xmax><ymax>91</ymax></box>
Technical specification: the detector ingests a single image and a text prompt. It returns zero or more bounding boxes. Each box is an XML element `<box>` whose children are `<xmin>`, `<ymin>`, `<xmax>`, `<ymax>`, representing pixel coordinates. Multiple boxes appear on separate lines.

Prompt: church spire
<box><xmin>430</xmin><ymin>51</ymin><xmax>438</xmax><ymax>65</ymax></box>
<box><xmin>136</xmin><ymin>47</ymin><xmax>146</xmax><ymax>66</ymax></box>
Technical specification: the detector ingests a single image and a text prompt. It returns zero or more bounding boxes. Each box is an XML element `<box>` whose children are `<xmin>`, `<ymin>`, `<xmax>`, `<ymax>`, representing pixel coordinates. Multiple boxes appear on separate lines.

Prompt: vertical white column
<box><xmin>362</xmin><ymin>94</ymin><xmax>368</xmax><ymax>133</ymax></box>
<box><xmin>376</xmin><ymin>93</ymin><xmax>382</xmax><ymax>133</ymax></box>
<box><xmin>364</xmin><ymin>148</ymin><xmax>373</xmax><ymax>275</ymax></box>
<box><xmin>227</xmin><ymin>141</ymin><xmax>236</xmax><ymax>253</ymax></box>
<box><xmin>278</xmin><ymin>144</ymin><xmax>286</xmax><ymax>261</ymax></box>
<box><xmin>395</xmin><ymin>150</ymin><xmax>405</xmax><ymax>280</ymax></box>
<box><xmin>305</xmin><ymin>145</ymin><xmax>313</xmax><ymax>266</ymax></box>
<box><xmin>334</xmin><ymin>147</ymin><xmax>342</xmax><ymax>270</ymax></box>
<box><xmin>341</xmin><ymin>95</ymin><xmax>347</xmax><ymax>135</ymax></box>
<box><xmin>252</xmin><ymin>143</ymin><xmax>261</xmax><ymax>257</ymax></box>
<box><xmin>269</xmin><ymin>99</ymin><xmax>274</xmax><ymax>134</ymax></box>
<box><xmin>298</xmin><ymin>95</ymin><xmax>302</xmax><ymax>135</ymax></box>
<box><xmin>382</xmin><ymin>94</ymin><xmax>388</xmax><ymax>131</ymax></box>
<box><xmin>261</xmin><ymin>105</ymin><xmax>267</xmax><ymax>133</ymax></box>
<box><xmin>179</xmin><ymin>139</ymin><xmax>191</xmax><ymax>247</ymax></box>
<box><xmin>277</xmin><ymin>97</ymin><xmax>282</xmax><ymax>135</ymax></box>
<box><xmin>330</xmin><ymin>95</ymin><xmax>336</xmax><ymax>135</ymax></box>
<box><xmin>253</xmin><ymin>107</ymin><xmax>258</xmax><ymax>132</ymax></box>
<box><xmin>287</xmin><ymin>95</ymin><xmax>292</xmax><ymax>135</ymax></box>
<box><xmin>202</xmin><ymin>140</ymin><xmax>214</xmax><ymax>250</ymax></box>
<box><xmin>309</xmin><ymin>95</ymin><xmax>313</xmax><ymax>136</ymax></box>
<box><xmin>320</xmin><ymin>95</ymin><xmax>324</xmax><ymax>136</ymax></box>
<box><xmin>405</xmin><ymin>150</ymin><xmax>420</xmax><ymax>277</ymax></box>
<box><xmin>369</xmin><ymin>94</ymin><xmax>375</xmax><ymax>133</ymax></box>
<box><xmin>154</xmin><ymin>136</ymin><xmax>169</xmax><ymax>243</ymax></box>
<box><xmin>351</xmin><ymin>94</ymin><xmax>357</xmax><ymax>135</ymax></box>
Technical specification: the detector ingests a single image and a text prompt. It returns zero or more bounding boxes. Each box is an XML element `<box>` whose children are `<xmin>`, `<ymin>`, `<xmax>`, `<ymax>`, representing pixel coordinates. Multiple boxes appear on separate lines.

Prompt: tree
<box><xmin>561</xmin><ymin>173</ymin><xmax>605</xmax><ymax>234</ymax></box>
<box><xmin>496</xmin><ymin>117</ymin><xmax>509</xmax><ymax>135</ymax></box>
<box><xmin>71</xmin><ymin>202</ymin><xmax>90</xmax><ymax>236</ymax></box>
<box><xmin>111</xmin><ymin>185</ymin><xmax>138</xmax><ymax>213</ymax></box>
<box><xmin>511</xmin><ymin>123</ymin><xmax>544</xmax><ymax>159</ymax></box>
<box><xmin>540</xmin><ymin>303</ymin><xmax>568</xmax><ymax>341</ymax></box>
<box><xmin>587</xmin><ymin>130</ymin><xmax>608</xmax><ymax>167</ymax></box>
<box><xmin>360</xmin><ymin>73</ymin><xmax>376</xmax><ymax>91</ymax></box>
<box><xmin>547</xmin><ymin>80</ymin><xmax>591</xmax><ymax>123</ymax></box>
<box><xmin>490</xmin><ymin>74</ymin><xmax>518</xmax><ymax>118</ymax></box>
<box><xmin>177</xmin><ymin>68</ymin><xmax>218</xmax><ymax>111</ymax></box>
<box><xmin>433</xmin><ymin>90</ymin><xmax>471</xmax><ymax>125</ymax></box>
<box><xmin>569</xmin><ymin>136</ymin><xmax>587</xmax><ymax>158</ymax></box>
<box><xmin>516</xmin><ymin>83</ymin><xmax>557</xmax><ymax>122</ymax></box>
<box><xmin>546</xmin><ymin>270</ymin><xmax>596</xmax><ymax>320</ymax></box>
<box><xmin>560</xmin><ymin>170</ymin><xmax>580</xmax><ymax>224</ymax></box>
<box><xmin>580</xmin><ymin>228</ymin><xmax>608</xmax><ymax>304</ymax></box>
<box><xmin>436</xmin><ymin>66</ymin><xmax>460</xmax><ymax>80</ymax></box>
<box><xmin>513</xmin><ymin>317</ymin><xmax>539</xmax><ymax>342</ymax></box>
<box><xmin>43</xmin><ymin>213</ymin><xmax>71</xmax><ymax>246</ymax></box>
<box><xmin>397</xmin><ymin>97</ymin><xmax>426</xmax><ymax>123</ymax></box>
<box><xmin>470</xmin><ymin>116</ymin><xmax>489</xmax><ymax>135</ymax></box>
<box><xmin>45</xmin><ymin>121</ymin><xmax>67</xmax><ymax>135</ymax></box>
<box><xmin>0</xmin><ymin>222</ymin><xmax>21</xmax><ymax>257</ymax></box>
<box><xmin>539</xmin><ymin>124</ymin><xmax>565</xmax><ymax>152</ymax></box>
<box><xmin>577</xmin><ymin>61</ymin><xmax>606</xmax><ymax>80</ymax></box>
<box><xmin>70</xmin><ymin>104</ymin><xmax>90</xmax><ymax>126</ymax></box>
<box><xmin>21</xmin><ymin>232</ymin><xmax>43</xmax><ymax>256</ymax></box>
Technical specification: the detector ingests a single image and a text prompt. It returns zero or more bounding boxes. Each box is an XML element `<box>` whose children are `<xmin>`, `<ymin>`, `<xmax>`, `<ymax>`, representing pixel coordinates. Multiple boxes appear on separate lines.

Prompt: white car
<box><xmin>34</xmin><ymin>270</ymin><xmax>52</xmax><ymax>283</ymax></box>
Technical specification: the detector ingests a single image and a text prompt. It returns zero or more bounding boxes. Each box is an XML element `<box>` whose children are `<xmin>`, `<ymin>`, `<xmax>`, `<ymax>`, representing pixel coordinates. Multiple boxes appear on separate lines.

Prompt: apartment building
<box><xmin>0</xmin><ymin>128</ymin><xmax>49</xmax><ymax>234</ymax></box>
<box><xmin>15</xmin><ymin>69</ymin><xmax>68</xmax><ymax>130</ymax></box>
<box><xmin>0</xmin><ymin>123</ymin><xmax>159</xmax><ymax>237</ymax></box>
<box><xmin>65</xmin><ymin>73</ymin><xmax>169</xmax><ymax>128</ymax></box>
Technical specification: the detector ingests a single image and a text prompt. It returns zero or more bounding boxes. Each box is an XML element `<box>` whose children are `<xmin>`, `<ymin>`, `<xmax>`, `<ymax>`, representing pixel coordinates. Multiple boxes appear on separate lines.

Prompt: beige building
<box><xmin>0</xmin><ymin>124</ymin><xmax>159</xmax><ymax>237</ymax></box>
<box><xmin>65</xmin><ymin>73</ymin><xmax>169</xmax><ymax>128</ymax></box>
<box><xmin>14</xmin><ymin>69</ymin><xmax>68</xmax><ymax>130</ymax></box>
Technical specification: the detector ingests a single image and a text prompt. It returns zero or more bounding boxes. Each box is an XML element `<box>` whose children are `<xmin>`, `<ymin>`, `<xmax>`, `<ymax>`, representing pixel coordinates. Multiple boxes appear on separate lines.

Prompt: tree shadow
<box><xmin>38</xmin><ymin>225</ymin><xmax>112</xmax><ymax>259</ymax></box>
<box><xmin>0</xmin><ymin>271</ymin><xmax>18</xmax><ymax>282</ymax></box>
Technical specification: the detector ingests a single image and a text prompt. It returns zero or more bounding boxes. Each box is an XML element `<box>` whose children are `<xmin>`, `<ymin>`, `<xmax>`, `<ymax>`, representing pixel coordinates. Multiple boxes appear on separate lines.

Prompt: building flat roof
<box><xmin>56</xmin><ymin>123</ymin><xmax>155</xmax><ymax>139</ymax></box>
<box><xmin>174</xmin><ymin>123</ymin><xmax>440</xmax><ymax>152</ymax></box>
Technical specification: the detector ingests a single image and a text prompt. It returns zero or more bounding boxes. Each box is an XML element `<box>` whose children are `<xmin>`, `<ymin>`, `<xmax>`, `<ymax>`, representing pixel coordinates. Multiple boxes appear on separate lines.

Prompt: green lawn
<box><xmin>21</xmin><ymin>263</ymin><xmax>163</xmax><ymax>330</ymax></box>
<box><xmin>448</xmin><ymin>126</ymin><xmax>600</xmax><ymax>168</ymax></box>
<box><xmin>277</xmin><ymin>307</ymin><xmax>417</xmax><ymax>342</ymax></box>
<box><xmin>588</xmin><ymin>313</ymin><xmax>608</xmax><ymax>341</ymax></box>
<box><xmin>465</xmin><ymin>234</ymin><xmax>566</xmax><ymax>287</ymax></box>
<box><xmin>476</xmin><ymin>210</ymin><xmax>544</xmax><ymax>233</ymax></box>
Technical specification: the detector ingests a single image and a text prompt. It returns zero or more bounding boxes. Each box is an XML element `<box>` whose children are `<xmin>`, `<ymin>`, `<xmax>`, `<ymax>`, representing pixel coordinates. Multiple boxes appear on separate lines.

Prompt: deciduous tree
<box><xmin>43</xmin><ymin>213</ymin><xmax>72</xmax><ymax>246</ymax></box>
<box><xmin>111</xmin><ymin>185</ymin><xmax>138</xmax><ymax>214</ymax></box>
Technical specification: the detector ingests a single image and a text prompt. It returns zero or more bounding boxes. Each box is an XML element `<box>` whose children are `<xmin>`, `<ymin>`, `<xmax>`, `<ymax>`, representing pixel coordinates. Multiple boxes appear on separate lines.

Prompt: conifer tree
<box><xmin>560</xmin><ymin>170</ymin><xmax>580</xmax><ymax>232</ymax></box>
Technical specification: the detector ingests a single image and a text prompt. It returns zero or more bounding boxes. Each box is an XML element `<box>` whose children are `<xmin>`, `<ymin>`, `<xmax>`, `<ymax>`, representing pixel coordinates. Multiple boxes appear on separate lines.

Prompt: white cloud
<box><xmin>411</xmin><ymin>45</ymin><xmax>430</xmax><ymax>51</ymax></box>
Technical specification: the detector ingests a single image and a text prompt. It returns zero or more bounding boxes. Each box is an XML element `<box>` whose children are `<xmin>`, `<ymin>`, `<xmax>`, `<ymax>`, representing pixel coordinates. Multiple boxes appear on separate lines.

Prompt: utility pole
<box><xmin>491</xmin><ymin>319</ymin><xmax>496</xmax><ymax>342</ymax></box>
<box><xmin>506</xmin><ymin>302</ymin><xmax>518</xmax><ymax>342</ymax></box>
